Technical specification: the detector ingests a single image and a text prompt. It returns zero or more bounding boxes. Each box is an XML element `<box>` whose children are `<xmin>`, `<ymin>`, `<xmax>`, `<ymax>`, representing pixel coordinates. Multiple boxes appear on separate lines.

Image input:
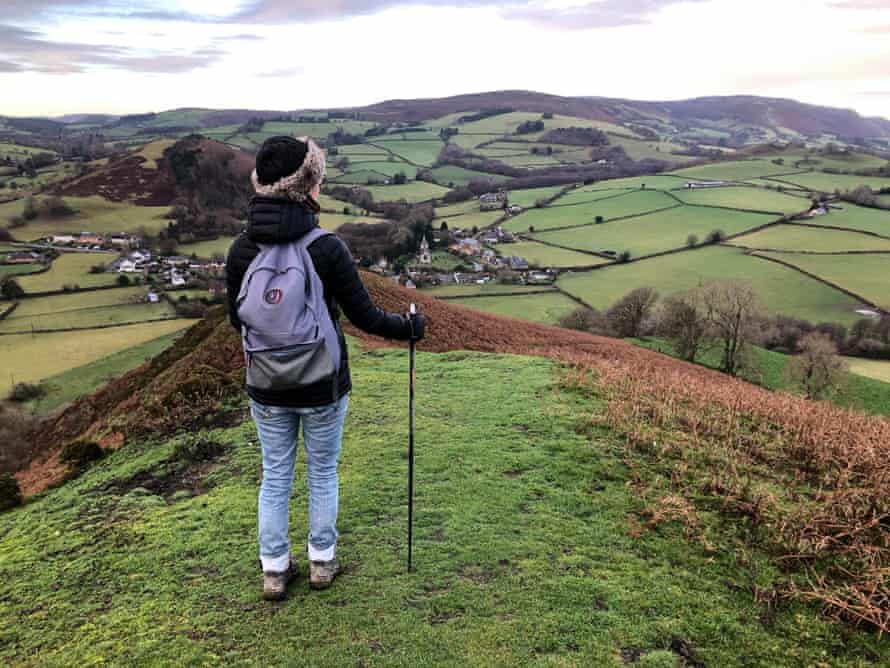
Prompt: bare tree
<box><xmin>558</xmin><ymin>306</ymin><xmax>610</xmax><ymax>336</ymax></box>
<box><xmin>607</xmin><ymin>287</ymin><xmax>659</xmax><ymax>338</ymax></box>
<box><xmin>701</xmin><ymin>281</ymin><xmax>761</xmax><ymax>376</ymax></box>
<box><xmin>659</xmin><ymin>291</ymin><xmax>708</xmax><ymax>362</ymax></box>
<box><xmin>787</xmin><ymin>332</ymin><xmax>848</xmax><ymax>400</ymax></box>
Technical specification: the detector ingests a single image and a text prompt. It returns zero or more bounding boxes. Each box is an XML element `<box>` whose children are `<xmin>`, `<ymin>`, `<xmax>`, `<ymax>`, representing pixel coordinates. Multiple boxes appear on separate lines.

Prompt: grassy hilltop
<box><xmin>3</xmin><ymin>279</ymin><xmax>890</xmax><ymax>666</ymax></box>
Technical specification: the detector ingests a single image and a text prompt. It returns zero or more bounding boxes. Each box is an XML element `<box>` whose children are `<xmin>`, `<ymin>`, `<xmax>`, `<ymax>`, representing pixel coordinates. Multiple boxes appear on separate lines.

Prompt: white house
<box><xmin>51</xmin><ymin>234</ymin><xmax>76</xmax><ymax>245</ymax></box>
<box><xmin>118</xmin><ymin>260</ymin><xmax>139</xmax><ymax>273</ymax></box>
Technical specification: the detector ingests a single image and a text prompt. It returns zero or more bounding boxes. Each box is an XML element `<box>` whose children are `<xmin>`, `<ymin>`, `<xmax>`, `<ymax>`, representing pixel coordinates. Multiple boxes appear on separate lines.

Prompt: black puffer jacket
<box><xmin>226</xmin><ymin>196</ymin><xmax>413</xmax><ymax>407</ymax></box>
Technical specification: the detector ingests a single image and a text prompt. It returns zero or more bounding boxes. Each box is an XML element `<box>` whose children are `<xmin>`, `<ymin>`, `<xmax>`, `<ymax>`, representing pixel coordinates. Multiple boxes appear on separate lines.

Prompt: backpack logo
<box><xmin>264</xmin><ymin>288</ymin><xmax>283</xmax><ymax>305</ymax></box>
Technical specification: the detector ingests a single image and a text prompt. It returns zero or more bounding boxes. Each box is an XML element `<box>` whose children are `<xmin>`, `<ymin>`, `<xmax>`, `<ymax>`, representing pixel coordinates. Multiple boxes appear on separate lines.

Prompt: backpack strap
<box><xmin>297</xmin><ymin>227</ymin><xmax>333</xmax><ymax>250</ymax></box>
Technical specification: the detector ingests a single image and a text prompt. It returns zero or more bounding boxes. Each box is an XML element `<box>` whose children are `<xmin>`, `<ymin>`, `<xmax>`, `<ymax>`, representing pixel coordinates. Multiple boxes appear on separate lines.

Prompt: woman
<box><xmin>226</xmin><ymin>136</ymin><xmax>424</xmax><ymax>600</ymax></box>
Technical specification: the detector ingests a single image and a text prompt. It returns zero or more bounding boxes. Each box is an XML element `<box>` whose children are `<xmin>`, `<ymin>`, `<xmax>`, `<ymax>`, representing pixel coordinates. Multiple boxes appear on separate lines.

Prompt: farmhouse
<box><xmin>4</xmin><ymin>251</ymin><xmax>41</xmax><ymax>265</ymax></box>
<box><xmin>110</xmin><ymin>233</ymin><xmax>141</xmax><ymax>249</ymax></box>
<box><xmin>479</xmin><ymin>191</ymin><xmax>508</xmax><ymax>211</ymax></box>
<box><xmin>50</xmin><ymin>234</ymin><xmax>76</xmax><ymax>245</ymax></box>
<box><xmin>685</xmin><ymin>180</ymin><xmax>729</xmax><ymax>189</ymax></box>
<box><xmin>77</xmin><ymin>232</ymin><xmax>104</xmax><ymax>246</ymax></box>
<box><xmin>508</xmin><ymin>256</ymin><xmax>530</xmax><ymax>270</ymax></box>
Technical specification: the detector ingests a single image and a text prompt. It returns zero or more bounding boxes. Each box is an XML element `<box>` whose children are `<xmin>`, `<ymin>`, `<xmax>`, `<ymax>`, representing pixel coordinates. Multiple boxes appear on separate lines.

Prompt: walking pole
<box><xmin>408</xmin><ymin>303</ymin><xmax>417</xmax><ymax>573</ymax></box>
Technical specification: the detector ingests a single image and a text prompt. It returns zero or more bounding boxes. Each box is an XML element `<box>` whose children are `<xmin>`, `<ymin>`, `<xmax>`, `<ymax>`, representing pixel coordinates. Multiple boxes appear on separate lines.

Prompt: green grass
<box><xmin>608</xmin><ymin>136</ymin><xmax>698</xmax><ymax>163</ymax></box>
<box><xmin>672</xmin><ymin>186</ymin><xmax>810</xmax><ymax>214</ymax></box>
<box><xmin>1</xmin><ymin>346</ymin><xmax>886</xmax><ymax>665</ymax></box>
<box><xmin>0</xmin><ymin>263</ymin><xmax>42</xmax><ymax>278</ymax></box>
<box><xmin>344</xmin><ymin>161</ymin><xmax>419</xmax><ymax>179</ymax></box>
<box><xmin>365</xmin><ymin>182</ymin><xmax>451</xmax><ymax>204</ymax></box>
<box><xmin>754</xmin><ymin>252</ymin><xmax>890</xmax><ymax>308</ymax></box>
<box><xmin>179</xmin><ymin>236</ymin><xmax>237</xmax><ymax>260</ymax></box>
<box><xmin>501</xmin><ymin>241</ymin><xmax>606</xmax><ymax>268</ymax></box>
<box><xmin>0</xmin><ymin>196</ymin><xmax>170</xmax><ymax>240</ymax></box>
<box><xmin>369</xmin><ymin>138</ymin><xmax>445</xmax><ymax>167</ymax></box>
<box><xmin>507</xmin><ymin>186</ymin><xmax>567</xmax><ymax>208</ymax></box>
<box><xmin>559</xmin><ymin>245</ymin><xmax>866</xmax><ymax>325</ymax></box>
<box><xmin>767</xmin><ymin>149</ymin><xmax>888</xmax><ymax>172</ymax></box>
<box><xmin>845</xmin><ymin>357</ymin><xmax>890</xmax><ymax>384</ymax></box>
<box><xmin>0</xmin><ymin>143</ymin><xmax>57</xmax><ymax>159</ymax></box>
<box><xmin>422</xmin><ymin>283</ymin><xmax>559</xmax><ymax>297</ymax></box>
<box><xmin>584</xmin><ymin>175</ymin><xmax>690</xmax><ymax>191</ymax></box>
<box><xmin>802</xmin><ymin>203</ymin><xmax>890</xmax><ymax>238</ymax></box>
<box><xmin>729</xmin><ymin>225</ymin><xmax>890</xmax><ymax>251</ymax></box>
<box><xmin>531</xmin><ymin>207</ymin><xmax>775</xmax><ymax>258</ymax></box>
<box><xmin>335</xmin><ymin>144</ymin><xmax>392</xmax><ymax>159</ymax></box>
<box><xmin>504</xmin><ymin>191</ymin><xmax>678</xmax><ymax>234</ymax></box>
<box><xmin>450</xmin><ymin>292</ymin><xmax>580</xmax><ymax>324</ymax></box>
<box><xmin>0</xmin><ymin>319</ymin><xmax>194</xmax><ymax>397</ymax></box>
<box><xmin>448</xmin><ymin>133</ymin><xmax>503</xmax><ymax>150</ymax></box>
<box><xmin>437</xmin><ymin>209</ymin><xmax>505</xmax><ymax>232</ymax></box>
<box><xmin>635</xmin><ymin>338</ymin><xmax>890</xmax><ymax>418</ymax></box>
<box><xmin>771</xmin><ymin>172</ymin><xmax>890</xmax><ymax>193</ymax></box>
<box><xmin>0</xmin><ymin>301</ymin><xmax>176</xmax><ymax>334</ymax></box>
<box><xmin>9</xmin><ymin>286</ymin><xmax>149</xmax><ymax>318</ymax></box>
<box><xmin>670</xmin><ymin>160</ymin><xmax>801</xmax><ymax>182</ymax></box>
<box><xmin>429</xmin><ymin>166</ymin><xmax>506</xmax><ymax>187</ymax></box>
<box><xmin>24</xmin><ymin>328</ymin><xmax>188</xmax><ymax>414</ymax></box>
<box><xmin>329</xmin><ymin>169</ymin><xmax>390</xmax><ymax>185</ymax></box>
<box><xmin>15</xmin><ymin>253</ymin><xmax>119</xmax><ymax>293</ymax></box>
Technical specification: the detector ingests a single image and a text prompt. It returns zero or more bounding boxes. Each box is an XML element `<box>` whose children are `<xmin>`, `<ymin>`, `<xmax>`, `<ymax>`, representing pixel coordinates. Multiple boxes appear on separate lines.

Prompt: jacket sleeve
<box><xmin>224</xmin><ymin>233</ymin><xmax>255</xmax><ymax>332</ymax></box>
<box><xmin>311</xmin><ymin>235</ymin><xmax>413</xmax><ymax>340</ymax></box>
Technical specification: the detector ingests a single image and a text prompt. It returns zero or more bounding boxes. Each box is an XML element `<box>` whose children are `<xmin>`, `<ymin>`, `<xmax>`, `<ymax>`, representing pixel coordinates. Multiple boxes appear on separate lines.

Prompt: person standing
<box><xmin>226</xmin><ymin>136</ymin><xmax>425</xmax><ymax>600</ymax></box>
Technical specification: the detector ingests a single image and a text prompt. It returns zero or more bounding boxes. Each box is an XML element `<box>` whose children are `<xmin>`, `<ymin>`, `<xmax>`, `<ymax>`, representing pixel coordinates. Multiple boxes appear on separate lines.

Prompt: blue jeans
<box><xmin>250</xmin><ymin>395</ymin><xmax>349</xmax><ymax>572</ymax></box>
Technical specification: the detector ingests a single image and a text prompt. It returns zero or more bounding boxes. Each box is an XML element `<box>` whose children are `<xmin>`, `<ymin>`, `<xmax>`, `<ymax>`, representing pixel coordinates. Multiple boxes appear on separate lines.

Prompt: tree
<box><xmin>617</xmin><ymin>250</ymin><xmax>631</xmax><ymax>263</ymax></box>
<box><xmin>0</xmin><ymin>278</ymin><xmax>24</xmax><ymax>300</ymax></box>
<box><xmin>659</xmin><ymin>292</ymin><xmax>708</xmax><ymax>362</ymax></box>
<box><xmin>706</xmin><ymin>229</ymin><xmax>725</xmax><ymax>244</ymax></box>
<box><xmin>116</xmin><ymin>274</ymin><xmax>131</xmax><ymax>286</ymax></box>
<box><xmin>595</xmin><ymin>215</ymin><xmax>604</xmax><ymax>224</ymax></box>
<box><xmin>22</xmin><ymin>197</ymin><xmax>38</xmax><ymax>221</ymax></box>
<box><xmin>701</xmin><ymin>281</ymin><xmax>761</xmax><ymax>376</ymax></box>
<box><xmin>787</xmin><ymin>332</ymin><xmax>848</xmax><ymax>400</ymax></box>
<box><xmin>558</xmin><ymin>306</ymin><xmax>610</xmax><ymax>335</ymax></box>
<box><xmin>686</xmin><ymin>233</ymin><xmax>699</xmax><ymax>248</ymax></box>
<box><xmin>606</xmin><ymin>287</ymin><xmax>659</xmax><ymax>338</ymax></box>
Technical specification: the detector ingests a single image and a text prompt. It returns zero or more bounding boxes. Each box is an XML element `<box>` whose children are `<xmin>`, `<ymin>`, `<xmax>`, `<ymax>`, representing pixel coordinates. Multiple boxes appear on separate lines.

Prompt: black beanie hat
<box><xmin>255</xmin><ymin>136</ymin><xmax>308</xmax><ymax>186</ymax></box>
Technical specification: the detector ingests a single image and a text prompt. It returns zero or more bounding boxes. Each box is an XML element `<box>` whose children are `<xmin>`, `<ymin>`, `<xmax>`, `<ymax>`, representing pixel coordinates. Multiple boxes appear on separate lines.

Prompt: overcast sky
<box><xmin>2</xmin><ymin>0</ymin><xmax>890</xmax><ymax>119</ymax></box>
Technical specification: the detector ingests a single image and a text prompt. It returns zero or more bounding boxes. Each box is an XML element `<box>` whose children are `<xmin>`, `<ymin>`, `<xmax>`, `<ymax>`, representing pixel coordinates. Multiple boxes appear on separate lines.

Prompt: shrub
<box><xmin>172</xmin><ymin>435</ymin><xmax>227</xmax><ymax>464</ymax></box>
<box><xmin>686</xmin><ymin>233</ymin><xmax>699</xmax><ymax>248</ymax></box>
<box><xmin>617</xmin><ymin>250</ymin><xmax>632</xmax><ymax>263</ymax></box>
<box><xmin>43</xmin><ymin>196</ymin><xmax>76</xmax><ymax>217</ymax></box>
<box><xmin>606</xmin><ymin>287</ymin><xmax>659</xmax><ymax>338</ymax></box>
<box><xmin>0</xmin><ymin>473</ymin><xmax>22</xmax><ymax>512</ymax></box>
<box><xmin>8</xmin><ymin>382</ymin><xmax>45</xmax><ymax>403</ymax></box>
<box><xmin>558</xmin><ymin>306</ymin><xmax>611</xmax><ymax>336</ymax></box>
<box><xmin>595</xmin><ymin>215</ymin><xmax>604</xmax><ymax>224</ymax></box>
<box><xmin>706</xmin><ymin>229</ymin><xmax>725</xmax><ymax>244</ymax></box>
<box><xmin>0</xmin><ymin>278</ymin><xmax>25</xmax><ymax>300</ymax></box>
<box><xmin>60</xmin><ymin>440</ymin><xmax>105</xmax><ymax>468</ymax></box>
<box><xmin>0</xmin><ymin>406</ymin><xmax>34</xmax><ymax>474</ymax></box>
<box><xmin>116</xmin><ymin>274</ymin><xmax>131</xmax><ymax>286</ymax></box>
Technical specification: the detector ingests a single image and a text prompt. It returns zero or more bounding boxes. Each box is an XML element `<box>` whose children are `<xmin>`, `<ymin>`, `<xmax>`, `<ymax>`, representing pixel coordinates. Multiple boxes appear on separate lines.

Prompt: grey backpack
<box><xmin>236</xmin><ymin>228</ymin><xmax>341</xmax><ymax>399</ymax></box>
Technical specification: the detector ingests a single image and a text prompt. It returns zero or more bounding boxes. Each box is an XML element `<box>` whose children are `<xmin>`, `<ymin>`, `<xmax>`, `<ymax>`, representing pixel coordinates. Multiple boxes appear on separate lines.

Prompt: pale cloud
<box><xmin>504</xmin><ymin>0</ymin><xmax>710</xmax><ymax>30</ymax></box>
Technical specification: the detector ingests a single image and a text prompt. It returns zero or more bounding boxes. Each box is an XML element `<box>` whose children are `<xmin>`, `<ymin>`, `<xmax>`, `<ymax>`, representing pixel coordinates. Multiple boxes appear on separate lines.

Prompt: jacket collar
<box><xmin>246</xmin><ymin>195</ymin><xmax>320</xmax><ymax>244</ymax></box>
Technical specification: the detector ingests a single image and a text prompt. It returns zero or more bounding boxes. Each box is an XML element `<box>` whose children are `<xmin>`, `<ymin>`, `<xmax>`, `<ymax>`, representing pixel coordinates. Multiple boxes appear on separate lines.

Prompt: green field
<box><xmin>755</xmin><ymin>251</ymin><xmax>890</xmax><ymax>308</ymax></box>
<box><xmin>0</xmin><ymin>263</ymin><xmax>42</xmax><ymax>278</ymax></box>
<box><xmin>768</xmin><ymin>149</ymin><xmax>889</xmax><ymax>172</ymax></box>
<box><xmin>334</xmin><ymin>144</ymin><xmax>392</xmax><ymax>159</ymax></box>
<box><xmin>0</xmin><ymin>143</ymin><xmax>57</xmax><ymax>159</ymax></box>
<box><xmin>845</xmin><ymin>357</ymin><xmax>890</xmax><ymax>384</ymax></box>
<box><xmin>503</xmin><ymin>241</ymin><xmax>608</xmax><ymax>268</ymax></box>
<box><xmin>369</xmin><ymin>138</ymin><xmax>445</xmax><ymax>167</ymax></box>
<box><xmin>423</xmin><ymin>283</ymin><xmax>559</xmax><ymax>297</ymax></box>
<box><xmin>10</xmin><ymin>286</ymin><xmax>148</xmax><ymax>317</ymax></box>
<box><xmin>365</xmin><ymin>182</ymin><xmax>450</xmax><ymax>203</ymax></box>
<box><xmin>803</xmin><ymin>203</ymin><xmax>890</xmax><ymax>238</ymax></box>
<box><xmin>429</xmin><ymin>165</ymin><xmax>506</xmax><ymax>187</ymax></box>
<box><xmin>180</xmin><ymin>236</ymin><xmax>237</xmax><ymax>259</ymax></box>
<box><xmin>437</xmin><ymin>209</ymin><xmax>504</xmax><ymax>232</ymax></box>
<box><xmin>507</xmin><ymin>186</ymin><xmax>568</xmax><ymax>208</ymax></box>
<box><xmin>447</xmin><ymin>132</ymin><xmax>503</xmax><ymax>150</ymax></box>
<box><xmin>0</xmin><ymin>301</ymin><xmax>176</xmax><ymax>334</ymax></box>
<box><xmin>532</xmin><ymin>206</ymin><xmax>775</xmax><ymax>258</ymax></box>
<box><xmin>582</xmin><ymin>174</ymin><xmax>691</xmax><ymax>191</ymax></box>
<box><xmin>24</xmin><ymin>328</ymin><xmax>189</xmax><ymax>414</ymax></box>
<box><xmin>671</xmin><ymin>160</ymin><xmax>802</xmax><ymax>182</ymax></box>
<box><xmin>608</xmin><ymin>136</ymin><xmax>698</xmax><ymax>163</ymax></box>
<box><xmin>0</xmin><ymin>319</ymin><xmax>194</xmax><ymax>397</ymax></box>
<box><xmin>559</xmin><ymin>245</ymin><xmax>866</xmax><ymax>325</ymax></box>
<box><xmin>450</xmin><ymin>291</ymin><xmax>579</xmax><ymax>324</ymax></box>
<box><xmin>504</xmin><ymin>191</ymin><xmax>679</xmax><ymax>234</ymax></box>
<box><xmin>343</xmin><ymin>161</ymin><xmax>419</xmax><ymax>179</ymax></box>
<box><xmin>15</xmin><ymin>253</ymin><xmax>119</xmax><ymax>293</ymax></box>
<box><xmin>329</xmin><ymin>169</ymin><xmax>390</xmax><ymax>185</ymax></box>
<box><xmin>729</xmin><ymin>225</ymin><xmax>890</xmax><ymax>252</ymax></box>
<box><xmin>0</xmin><ymin>196</ymin><xmax>170</xmax><ymax>240</ymax></box>
<box><xmin>673</xmin><ymin>186</ymin><xmax>810</xmax><ymax>215</ymax></box>
<box><xmin>772</xmin><ymin>172</ymin><xmax>890</xmax><ymax>193</ymax></box>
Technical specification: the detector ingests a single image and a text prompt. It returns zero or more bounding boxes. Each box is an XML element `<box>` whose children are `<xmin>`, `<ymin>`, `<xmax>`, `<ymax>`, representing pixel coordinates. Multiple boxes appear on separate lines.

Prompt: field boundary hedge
<box><xmin>749</xmin><ymin>251</ymin><xmax>883</xmax><ymax>312</ymax></box>
<box><xmin>0</xmin><ymin>302</ymin><xmax>18</xmax><ymax>321</ymax></box>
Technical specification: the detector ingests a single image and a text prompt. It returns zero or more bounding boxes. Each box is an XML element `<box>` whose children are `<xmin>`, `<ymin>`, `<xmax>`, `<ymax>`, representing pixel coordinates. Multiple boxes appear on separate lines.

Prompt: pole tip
<box><xmin>409</xmin><ymin>303</ymin><xmax>416</xmax><ymax>315</ymax></box>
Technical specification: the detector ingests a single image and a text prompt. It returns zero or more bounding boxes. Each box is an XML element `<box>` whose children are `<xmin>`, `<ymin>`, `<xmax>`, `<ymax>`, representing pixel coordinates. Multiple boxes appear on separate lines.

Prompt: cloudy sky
<box><xmin>2</xmin><ymin>0</ymin><xmax>890</xmax><ymax>118</ymax></box>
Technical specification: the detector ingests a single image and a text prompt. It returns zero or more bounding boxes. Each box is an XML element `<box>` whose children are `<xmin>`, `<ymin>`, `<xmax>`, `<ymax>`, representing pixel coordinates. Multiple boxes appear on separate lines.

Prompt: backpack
<box><xmin>236</xmin><ymin>228</ymin><xmax>341</xmax><ymax>400</ymax></box>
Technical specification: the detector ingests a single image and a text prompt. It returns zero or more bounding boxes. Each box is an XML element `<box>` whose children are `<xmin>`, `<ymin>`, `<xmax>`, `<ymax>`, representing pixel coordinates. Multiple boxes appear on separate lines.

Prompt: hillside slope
<box><xmin>13</xmin><ymin>274</ymin><xmax>890</xmax><ymax>643</ymax></box>
<box><xmin>3</xmin><ymin>320</ymin><xmax>889</xmax><ymax>665</ymax></box>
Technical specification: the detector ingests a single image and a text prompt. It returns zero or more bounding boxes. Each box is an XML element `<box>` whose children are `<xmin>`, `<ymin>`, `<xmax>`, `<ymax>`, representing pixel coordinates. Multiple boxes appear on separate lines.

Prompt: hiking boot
<box><xmin>262</xmin><ymin>559</ymin><xmax>298</xmax><ymax>601</ymax></box>
<box><xmin>309</xmin><ymin>559</ymin><xmax>341</xmax><ymax>590</ymax></box>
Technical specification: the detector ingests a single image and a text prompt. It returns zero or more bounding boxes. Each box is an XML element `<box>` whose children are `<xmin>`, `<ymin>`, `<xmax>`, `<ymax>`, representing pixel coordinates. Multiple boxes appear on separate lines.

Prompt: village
<box><xmin>368</xmin><ymin>190</ymin><xmax>556</xmax><ymax>290</ymax></box>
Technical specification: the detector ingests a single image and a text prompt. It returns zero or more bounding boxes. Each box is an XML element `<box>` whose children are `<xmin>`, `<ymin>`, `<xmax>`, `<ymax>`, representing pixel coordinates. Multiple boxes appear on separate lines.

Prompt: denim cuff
<box><xmin>261</xmin><ymin>551</ymin><xmax>290</xmax><ymax>573</ymax></box>
<box><xmin>308</xmin><ymin>542</ymin><xmax>335</xmax><ymax>562</ymax></box>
